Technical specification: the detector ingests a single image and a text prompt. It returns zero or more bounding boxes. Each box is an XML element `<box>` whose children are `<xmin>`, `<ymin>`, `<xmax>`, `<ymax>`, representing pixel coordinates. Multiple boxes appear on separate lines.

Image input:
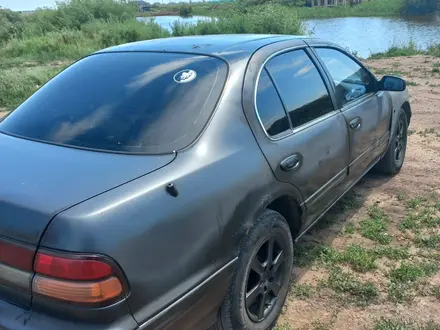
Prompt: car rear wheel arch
<box><xmin>401</xmin><ymin>101</ymin><xmax>411</xmax><ymax>126</ymax></box>
<box><xmin>266</xmin><ymin>195</ymin><xmax>303</xmax><ymax>240</ymax></box>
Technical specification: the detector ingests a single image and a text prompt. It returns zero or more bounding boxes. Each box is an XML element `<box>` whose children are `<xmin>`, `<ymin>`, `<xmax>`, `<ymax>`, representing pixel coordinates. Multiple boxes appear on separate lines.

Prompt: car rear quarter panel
<box><xmin>39</xmin><ymin>58</ymin><xmax>290</xmax><ymax>328</ymax></box>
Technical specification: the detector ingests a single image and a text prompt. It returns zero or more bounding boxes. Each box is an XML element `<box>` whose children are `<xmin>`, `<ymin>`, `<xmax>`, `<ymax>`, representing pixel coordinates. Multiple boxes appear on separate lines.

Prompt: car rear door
<box><xmin>311</xmin><ymin>46</ymin><xmax>392</xmax><ymax>180</ymax></box>
<box><xmin>246</xmin><ymin>46</ymin><xmax>350</xmax><ymax>226</ymax></box>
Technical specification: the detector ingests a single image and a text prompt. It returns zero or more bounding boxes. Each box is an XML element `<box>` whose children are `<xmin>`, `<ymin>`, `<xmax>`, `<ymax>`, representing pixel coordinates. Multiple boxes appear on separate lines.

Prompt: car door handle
<box><xmin>280</xmin><ymin>154</ymin><xmax>302</xmax><ymax>172</ymax></box>
<box><xmin>349</xmin><ymin>117</ymin><xmax>362</xmax><ymax>130</ymax></box>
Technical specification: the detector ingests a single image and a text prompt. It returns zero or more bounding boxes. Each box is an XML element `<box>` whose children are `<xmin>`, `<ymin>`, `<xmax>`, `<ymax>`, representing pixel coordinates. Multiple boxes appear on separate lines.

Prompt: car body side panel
<box><xmin>307</xmin><ymin>43</ymin><xmax>394</xmax><ymax>181</ymax></box>
<box><xmin>39</xmin><ymin>58</ymin><xmax>292</xmax><ymax>328</ymax></box>
<box><xmin>242</xmin><ymin>40</ymin><xmax>350</xmax><ymax>230</ymax></box>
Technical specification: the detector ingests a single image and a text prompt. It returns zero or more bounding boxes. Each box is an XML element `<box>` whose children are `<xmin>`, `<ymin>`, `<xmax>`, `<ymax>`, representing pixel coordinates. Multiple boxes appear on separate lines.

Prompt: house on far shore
<box><xmin>133</xmin><ymin>0</ymin><xmax>151</xmax><ymax>12</ymax></box>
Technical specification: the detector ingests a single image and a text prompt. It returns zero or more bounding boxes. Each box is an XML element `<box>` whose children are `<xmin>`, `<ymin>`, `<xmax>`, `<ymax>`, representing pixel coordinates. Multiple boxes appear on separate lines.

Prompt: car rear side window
<box><xmin>0</xmin><ymin>52</ymin><xmax>227</xmax><ymax>154</ymax></box>
<box><xmin>266</xmin><ymin>49</ymin><xmax>334</xmax><ymax>129</ymax></box>
<box><xmin>256</xmin><ymin>68</ymin><xmax>290</xmax><ymax>137</ymax></box>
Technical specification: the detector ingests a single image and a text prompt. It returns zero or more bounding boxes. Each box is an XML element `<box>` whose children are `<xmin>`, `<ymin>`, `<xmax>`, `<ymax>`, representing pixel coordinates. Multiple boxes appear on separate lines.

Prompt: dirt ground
<box><xmin>278</xmin><ymin>56</ymin><xmax>440</xmax><ymax>330</ymax></box>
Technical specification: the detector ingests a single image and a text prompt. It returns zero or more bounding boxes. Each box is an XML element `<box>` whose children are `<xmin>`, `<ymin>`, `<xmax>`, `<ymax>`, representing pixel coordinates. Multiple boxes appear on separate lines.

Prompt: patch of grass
<box><xmin>389</xmin><ymin>261</ymin><xmax>438</xmax><ymax>283</ymax></box>
<box><xmin>171</xmin><ymin>4</ymin><xmax>305</xmax><ymax>36</ymax></box>
<box><xmin>310</xmin><ymin>320</ymin><xmax>333</xmax><ymax>330</ymax></box>
<box><xmin>397</xmin><ymin>192</ymin><xmax>406</xmax><ymax>201</ymax></box>
<box><xmin>406</xmin><ymin>196</ymin><xmax>426</xmax><ymax>209</ymax></box>
<box><xmin>369</xmin><ymin>41</ymin><xmax>421</xmax><ymax>59</ymax></box>
<box><xmin>433</xmin><ymin>68</ymin><xmax>440</xmax><ymax>73</ymax></box>
<box><xmin>387</xmin><ymin>281</ymin><xmax>413</xmax><ymax>303</ymax></box>
<box><xmin>369</xmin><ymin>41</ymin><xmax>440</xmax><ymax>59</ymax></box>
<box><xmin>374</xmin><ymin>246</ymin><xmax>411</xmax><ymax>260</ymax></box>
<box><xmin>333</xmin><ymin>191</ymin><xmax>363</xmax><ymax>213</ymax></box>
<box><xmin>319</xmin><ymin>245</ymin><xmax>410</xmax><ymax>273</ymax></box>
<box><xmin>274</xmin><ymin>323</ymin><xmax>293</xmax><ymax>330</ymax></box>
<box><xmin>344</xmin><ymin>223</ymin><xmax>356</xmax><ymax>234</ymax></box>
<box><xmin>290</xmin><ymin>283</ymin><xmax>314</xmax><ymax>299</ymax></box>
<box><xmin>406</xmin><ymin>81</ymin><xmax>417</xmax><ymax>86</ymax></box>
<box><xmin>431</xmin><ymin>285</ymin><xmax>440</xmax><ymax>300</ymax></box>
<box><xmin>0</xmin><ymin>64</ymin><xmax>66</xmax><ymax>111</ymax></box>
<box><xmin>337</xmin><ymin>245</ymin><xmax>377</xmax><ymax>272</ymax></box>
<box><xmin>294</xmin><ymin>243</ymin><xmax>327</xmax><ymax>268</ymax></box>
<box><xmin>415</xmin><ymin>234</ymin><xmax>440</xmax><ymax>249</ymax></box>
<box><xmin>401</xmin><ymin>198</ymin><xmax>440</xmax><ymax>231</ymax></box>
<box><xmin>325</xmin><ymin>267</ymin><xmax>378</xmax><ymax>305</ymax></box>
<box><xmin>360</xmin><ymin>204</ymin><xmax>392</xmax><ymax>244</ymax></box>
<box><xmin>374</xmin><ymin>318</ymin><xmax>440</xmax><ymax>330</ymax></box>
<box><xmin>400</xmin><ymin>214</ymin><xmax>420</xmax><ymax>230</ymax></box>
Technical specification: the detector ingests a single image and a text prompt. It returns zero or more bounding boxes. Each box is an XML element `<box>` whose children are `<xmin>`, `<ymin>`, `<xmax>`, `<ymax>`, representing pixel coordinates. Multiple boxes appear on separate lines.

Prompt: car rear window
<box><xmin>0</xmin><ymin>52</ymin><xmax>227</xmax><ymax>154</ymax></box>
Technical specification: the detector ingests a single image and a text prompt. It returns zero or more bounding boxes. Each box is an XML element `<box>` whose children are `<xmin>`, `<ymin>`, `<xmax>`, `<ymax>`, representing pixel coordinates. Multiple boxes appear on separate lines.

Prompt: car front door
<box><xmin>248</xmin><ymin>48</ymin><xmax>350</xmax><ymax>226</ymax></box>
<box><xmin>313</xmin><ymin>47</ymin><xmax>392</xmax><ymax>180</ymax></box>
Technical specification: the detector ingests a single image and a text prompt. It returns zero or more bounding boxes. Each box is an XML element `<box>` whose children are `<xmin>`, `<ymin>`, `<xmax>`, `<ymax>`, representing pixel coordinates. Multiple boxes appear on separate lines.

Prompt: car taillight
<box><xmin>33</xmin><ymin>251</ymin><xmax>125</xmax><ymax>305</ymax></box>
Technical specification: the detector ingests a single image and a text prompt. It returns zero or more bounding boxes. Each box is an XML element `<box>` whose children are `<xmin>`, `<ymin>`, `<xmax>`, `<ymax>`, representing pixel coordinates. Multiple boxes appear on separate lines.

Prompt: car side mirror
<box><xmin>378</xmin><ymin>76</ymin><xmax>406</xmax><ymax>92</ymax></box>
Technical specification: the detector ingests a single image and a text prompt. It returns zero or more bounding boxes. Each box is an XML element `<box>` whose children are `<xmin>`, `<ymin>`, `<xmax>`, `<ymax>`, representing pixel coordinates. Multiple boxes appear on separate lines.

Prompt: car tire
<box><xmin>375</xmin><ymin>108</ymin><xmax>408</xmax><ymax>175</ymax></box>
<box><xmin>214</xmin><ymin>209</ymin><xmax>294</xmax><ymax>330</ymax></box>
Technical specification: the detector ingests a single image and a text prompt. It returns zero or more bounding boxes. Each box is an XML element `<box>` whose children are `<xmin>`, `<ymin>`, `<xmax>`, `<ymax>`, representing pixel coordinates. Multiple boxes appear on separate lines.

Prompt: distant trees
<box><xmin>0</xmin><ymin>8</ymin><xmax>25</xmax><ymax>43</ymax></box>
<box><xmin>403</xmin><ymin>0</ymin><xmax>439</xmax><ymax>14</ymax></box>
<box><xmin>179</xmin><ymin>3</ymin><xmax>193</xmax><ymax>16</ymax></box>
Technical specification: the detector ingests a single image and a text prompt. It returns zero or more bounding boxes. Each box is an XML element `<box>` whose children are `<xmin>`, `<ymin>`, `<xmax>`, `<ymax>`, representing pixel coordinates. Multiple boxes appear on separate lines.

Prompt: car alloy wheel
<box><xmin>245</xmin><ymin>234</ymin><xmax>288</xmax><ymax>323</ymax></box>
<box><xmin>394</xmin><ymin>116</ymin><xmax>407</xmax><ymax>167</ymax></box>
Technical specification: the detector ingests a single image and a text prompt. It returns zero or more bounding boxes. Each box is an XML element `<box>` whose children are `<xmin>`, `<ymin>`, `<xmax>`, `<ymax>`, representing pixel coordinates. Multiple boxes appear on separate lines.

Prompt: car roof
<box><xmin>97</xmin><ymin>34</ymin><xmax>315</xmax><ymax>60</ymax></box>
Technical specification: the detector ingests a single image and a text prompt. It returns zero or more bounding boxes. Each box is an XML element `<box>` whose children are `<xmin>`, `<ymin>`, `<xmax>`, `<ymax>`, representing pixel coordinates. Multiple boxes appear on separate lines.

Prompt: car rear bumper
<box><xmin>0</xmin><ymin>258</ymin><xmax>236</xmax><ymax>330</ymax></box>
<box><xmin>0</xmin><ymin>297</ymin><xmax>138</xmax><ymax>330</ymax></box>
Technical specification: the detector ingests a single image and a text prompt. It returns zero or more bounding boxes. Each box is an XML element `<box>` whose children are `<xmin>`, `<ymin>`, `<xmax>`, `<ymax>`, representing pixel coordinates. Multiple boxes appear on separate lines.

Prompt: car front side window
<box><xmin>315</xmin><ymin>47</ymin><xmax>375</xmax><ymax>106</ymax></box>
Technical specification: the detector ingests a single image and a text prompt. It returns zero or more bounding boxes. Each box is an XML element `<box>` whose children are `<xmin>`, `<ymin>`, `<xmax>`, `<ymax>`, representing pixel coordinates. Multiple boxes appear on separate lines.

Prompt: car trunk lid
<box><xmin>0</xmin><ymin>133</ymin><xmax>175</xmax><ymax>308</ymax></box>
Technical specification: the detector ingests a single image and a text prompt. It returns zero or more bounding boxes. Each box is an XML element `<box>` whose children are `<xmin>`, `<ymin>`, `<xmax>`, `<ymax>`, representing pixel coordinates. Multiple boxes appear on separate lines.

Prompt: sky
<box><xmin>0</xmin><ymin>0</ymin><xmax>59</xmax><ymax>11</ymax></box>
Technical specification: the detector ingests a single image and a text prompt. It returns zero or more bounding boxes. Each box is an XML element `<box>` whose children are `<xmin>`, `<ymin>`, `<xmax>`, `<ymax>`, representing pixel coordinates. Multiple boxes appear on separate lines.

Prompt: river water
<box><xmin>140</xmin><ymin>12</ymin><xmax>440</xmax><ymax>58</ymax></box>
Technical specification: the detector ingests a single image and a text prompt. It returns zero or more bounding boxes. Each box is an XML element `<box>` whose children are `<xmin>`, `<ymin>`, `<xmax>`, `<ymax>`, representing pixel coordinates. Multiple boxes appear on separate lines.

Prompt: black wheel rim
<box><xmin>245</xmin><ymin>235</ymin><xmax>287</xmax><ymax>323</ymax></box>
<box><xmin>394</xmin><ymin>117</ymin><xmax>407</xmax><ymax>166</ymax></box>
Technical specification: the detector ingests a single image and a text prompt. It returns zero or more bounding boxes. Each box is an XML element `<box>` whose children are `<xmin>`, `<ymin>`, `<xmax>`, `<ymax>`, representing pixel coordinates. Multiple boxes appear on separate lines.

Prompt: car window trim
<box><xmin>310</xmin><ymin>46</ymin><xmax>378</xmax><ymax>109</ymax></box>
<box><xmin>340</xmin><ymin>92</ymin><xmax>378</xmax><ymax>113</ymax></box>
<box><xmin>253</xmin><ymin>46</ymin><xmax>337</xmax><ymax>142</ymax></box>
<box><xmin>264</xmin><ymin>67</ymin><xmax>294</xmax><ymax>130</ymax></box>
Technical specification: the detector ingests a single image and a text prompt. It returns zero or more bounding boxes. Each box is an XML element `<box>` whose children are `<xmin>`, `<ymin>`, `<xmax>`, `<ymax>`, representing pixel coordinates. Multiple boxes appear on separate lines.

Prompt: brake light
<box><xmin>33</xmin><ymin>251</ymin><xmax>125</xmax><ymax>305</ymax></box>
<box><xmin>0</xmin><ymin>239</ymin><xmax>34</xmax><ymax>271</ymax></box>
<box><xmin>34</xmin><ymin>253</ymin><xmax>112</xmax><ymax>280</ymax></box>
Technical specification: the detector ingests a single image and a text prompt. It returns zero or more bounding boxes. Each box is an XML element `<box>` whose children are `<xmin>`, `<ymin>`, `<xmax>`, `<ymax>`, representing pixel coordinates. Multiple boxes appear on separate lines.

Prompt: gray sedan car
<box><xmin>0</xmin><ymin>35</ymin><xmax>410</xmax><ymax>330</ymax></box>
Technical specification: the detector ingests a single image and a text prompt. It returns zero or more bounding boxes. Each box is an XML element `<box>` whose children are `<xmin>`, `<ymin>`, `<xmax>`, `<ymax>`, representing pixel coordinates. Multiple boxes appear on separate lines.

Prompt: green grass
<box><xmin>406</xmin><ymin>196</ymin><xmax>426</xmax><ymax>209</ymax></box>
<box><xmin>291</xmin><ymin>0</ymin><xmax>404</xmax><ymax>18</ymax></box>
<box><xmin>295</xmin><ymin>242</ymin><xmax>410</xmax><ymax>273</ymax></box>
<box><xmin>290</xmin><ymin>283</ymin><xmax>314</xmax><ymax>298</ymax></box>
<box><xmin>344</xmin><ymin>223</ymin><xmax>356</xmax><ymax>234</ymax></box>
<box><xmin>171</xmin><ymin>4</ymin><xmax>304</xmax><ymax>36</ymax></box>
<box><xmin>325</xmin><ymin>267</ymin><xmax>379</xmax><ymax>305</ymax></box>
<box><xmin>389</xmin><ymin>261</ymin><xmax>438</xmax><ymax>283</ymax></box>
<box><xmin>369</xmin><ymin>42</ymin><xmax>440</xmax><ymax>59</ymax></box>
<box><xmin>274</xmin><ymin>324</ymin><xmax>293</xmax><ymax>330</ymax></box>
<box><xmin>0</xmin><ymin>64</ymin><xmax>66</xmax><ymax>111</ymax></box>
<box><xmin>360</xmin><ymin>205</ymin><xmax>392</xmax><ymax>244</ymax></box>
<box><xmin>399</xmin><ymin>197</ymin><xmax>440</xmax><ymax>231</ymax></box>
<box><xmin>387</xmin><ymin>281</ymin><xmax>413</xmax><ymax>302</ymax></box>
<box><xmin>415</xmin><ymin>235</ymin><xmax>440</xmax><ymax>249</ymax></box>
<box><xmin>374</xmin><ymin>318</ymin><xmax>440</xmax><ymax>330</ymax></box>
